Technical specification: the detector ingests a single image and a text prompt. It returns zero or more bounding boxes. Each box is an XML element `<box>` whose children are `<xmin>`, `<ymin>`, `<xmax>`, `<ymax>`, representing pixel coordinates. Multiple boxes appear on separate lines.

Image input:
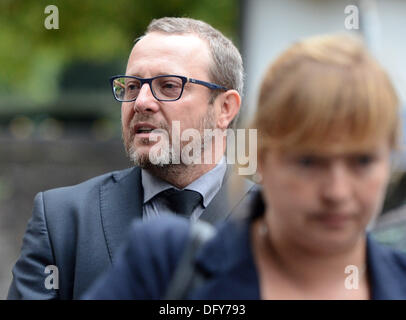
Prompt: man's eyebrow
<box><xmin>125</xmin><ymin>71</ymin><xmax>140</xmax><ymax>77</ymax></box>
<box><xmin>125</xmin><ymin>71</ymin><xmax>181</xmax><ymax>77</ymax></box>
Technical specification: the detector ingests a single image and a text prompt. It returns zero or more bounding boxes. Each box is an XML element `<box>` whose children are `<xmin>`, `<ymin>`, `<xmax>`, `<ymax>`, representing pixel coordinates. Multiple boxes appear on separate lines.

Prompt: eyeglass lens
<box><xmin>113</xmin><ymin>76</ymin><xmax>183</xmax><ymax>101</ymax></box>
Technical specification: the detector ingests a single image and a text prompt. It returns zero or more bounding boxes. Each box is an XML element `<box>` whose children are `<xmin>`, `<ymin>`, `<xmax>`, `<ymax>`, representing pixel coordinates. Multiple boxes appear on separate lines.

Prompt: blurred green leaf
<box><xmin>0</xmin><ymin>0</ymin><xmax>239</xmax><ymax>110</ymax></box>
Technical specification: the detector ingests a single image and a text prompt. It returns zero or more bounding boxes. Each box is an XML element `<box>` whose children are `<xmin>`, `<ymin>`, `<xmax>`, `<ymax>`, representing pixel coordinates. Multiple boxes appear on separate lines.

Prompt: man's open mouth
<box><xmin>136</xmin><ymin>127</ymin><xmax>154</xmax><ymax>134</ymax></box>
<box><xmin>134</xmin><ymin>123</ymin><xmax>157</xmax><ymax>135</ymax></box>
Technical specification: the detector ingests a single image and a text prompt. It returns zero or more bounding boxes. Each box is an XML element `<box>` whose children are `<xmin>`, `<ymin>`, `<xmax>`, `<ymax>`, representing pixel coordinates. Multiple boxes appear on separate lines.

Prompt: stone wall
<box><xmin>0</xmin><ymin>135</ymin><xmax>129</xmax><ymax>299</ymax></box>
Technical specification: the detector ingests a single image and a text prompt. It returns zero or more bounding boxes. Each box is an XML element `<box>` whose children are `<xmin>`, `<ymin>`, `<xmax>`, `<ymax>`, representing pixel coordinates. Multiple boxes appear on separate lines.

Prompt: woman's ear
<box><xmin>252</xmin><ymin>171</ymin><xmax>263</xmax><ymax>184</ymax></box>
<box><xmin>216</xmin><ymin>90</ymin><xmax>241</xmax><ymax>129</ymax></box>
<box><xmin>253</xmin><ymin>150</ymin><xmax>265</xmax><ymax>184</ymax></box>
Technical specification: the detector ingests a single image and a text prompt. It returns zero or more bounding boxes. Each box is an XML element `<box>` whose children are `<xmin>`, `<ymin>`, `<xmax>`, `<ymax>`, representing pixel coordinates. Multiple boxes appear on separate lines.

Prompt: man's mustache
<box><xmin>128</xmin><ymin>116</ymin><xmax>170</xmax><ymax>138</ymax></box>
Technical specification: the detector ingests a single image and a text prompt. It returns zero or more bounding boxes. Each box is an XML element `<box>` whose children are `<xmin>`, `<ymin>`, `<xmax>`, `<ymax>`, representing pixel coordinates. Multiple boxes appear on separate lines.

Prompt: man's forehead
<box><xmin>126</xmin><ymin>32</ymin><xmax>210</xmax><ymax>75</ymax></box>
<box><xmin>131</xmin><ymin>32</ymin><xmax>208</xmax><ymax>56</ymax></box>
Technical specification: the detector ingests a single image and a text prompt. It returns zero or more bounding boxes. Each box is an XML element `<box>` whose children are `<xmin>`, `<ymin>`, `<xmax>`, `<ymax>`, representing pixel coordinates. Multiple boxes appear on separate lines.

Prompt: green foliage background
<box><xmin>0</xmin><ymin>0</ymin><xmax>239</xmax><ymax>111</ymax></box>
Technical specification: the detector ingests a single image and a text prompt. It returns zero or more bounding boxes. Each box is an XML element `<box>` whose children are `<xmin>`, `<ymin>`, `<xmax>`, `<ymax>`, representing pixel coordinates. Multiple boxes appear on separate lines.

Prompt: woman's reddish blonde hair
<box><xmin>253</xmin><ymin>34</ymin><xmax>400</xmax><ymax>155</ymax></box>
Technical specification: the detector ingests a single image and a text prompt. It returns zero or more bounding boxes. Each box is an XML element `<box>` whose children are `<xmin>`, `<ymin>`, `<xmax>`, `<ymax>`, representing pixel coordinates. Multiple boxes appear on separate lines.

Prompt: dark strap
<box><xmin>200</xmin><ymin>166</ymin><xmax>255</xmax><ymax>224</ymax></box>
<box><xmin>163</xmin><ymin>220</ymin><xmax>216</xmax><ymax>299</ymax></box>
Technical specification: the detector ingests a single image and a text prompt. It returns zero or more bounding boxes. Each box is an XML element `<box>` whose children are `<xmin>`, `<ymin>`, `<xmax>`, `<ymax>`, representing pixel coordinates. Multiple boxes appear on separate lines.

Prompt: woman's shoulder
<box><xmin>367</xmin><ymin>235</ymin><xmax>406</xmax><ymax>299</ymax></box>
<box><xmin>194</xmin><ymin>216</ymin><xmax>252</xmax><ymax>274</ymax></box>
<box><xmin>368</xmin><ymin>234</ymin><xmax>406</xmax><ymax>267</ymax></box>
<box><xmin>83</xmin><ymin>215</ymin><xmax>194</xmax><ymax>299</ymax></box>
<box><xmin>127</xmin><ymin>215</ymin><xmax>191</xmax><ymax>259</ymax></box>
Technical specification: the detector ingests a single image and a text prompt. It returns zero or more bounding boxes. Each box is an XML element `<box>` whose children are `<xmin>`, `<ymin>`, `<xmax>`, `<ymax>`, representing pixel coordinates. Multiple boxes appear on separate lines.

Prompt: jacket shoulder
<box><xmin>43</xmin><ymin>167</ymin><xmax>133</xmax><ymax>198</ymax></box>
<box><xmin>367</xmin><ymin>235</ymin><xmax>406</xmax><ymax>299</ymax></box>
<box><xmin>37</xmin><ymin>167</ymin><xmax>137</xmax><ymax>230</ymax></box>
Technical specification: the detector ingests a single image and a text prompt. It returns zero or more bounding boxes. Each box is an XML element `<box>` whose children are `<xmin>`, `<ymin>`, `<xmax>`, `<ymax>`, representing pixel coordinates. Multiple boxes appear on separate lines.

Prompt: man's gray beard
<box><xmin>124</xmin><ymin>106</ymin><xmax>216</xmax><ymax>171</ymax></box>
<box><xmin>127</xmin><ymin>139</ymin><xmax>171</xmax><ymax>169</ymax></box>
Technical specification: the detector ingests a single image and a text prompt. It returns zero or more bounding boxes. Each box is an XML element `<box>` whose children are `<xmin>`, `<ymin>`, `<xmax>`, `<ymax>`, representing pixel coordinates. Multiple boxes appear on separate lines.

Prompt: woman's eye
<box><xmin>297</xmin><ymin>156</ymin><xmax>318</xmax><ymax>167</ymax></box>
<box><xmin>353</xmin><ymin>154</ymin><xmax>375</xmax><ymax>166</ymax></box>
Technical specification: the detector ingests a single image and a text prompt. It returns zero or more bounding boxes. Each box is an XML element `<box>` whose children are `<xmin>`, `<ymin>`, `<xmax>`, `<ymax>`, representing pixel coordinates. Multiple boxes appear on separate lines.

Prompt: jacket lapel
<box><xmin>199</xmin><ymin>165</ymin><xmax>256</xmax><ymax>224</ymax></box>
<box><xmin>99</xmin><ymin>167</ymin><xmax>143</xmax><ymax>264</ymax></box>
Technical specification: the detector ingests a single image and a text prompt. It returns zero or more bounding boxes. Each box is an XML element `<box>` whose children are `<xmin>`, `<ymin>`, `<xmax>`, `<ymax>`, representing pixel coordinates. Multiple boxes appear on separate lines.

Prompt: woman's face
<box><xmin>259</xmin><ymin>139</ymin><xmax>391</xmax><ymax>253</ymax></box>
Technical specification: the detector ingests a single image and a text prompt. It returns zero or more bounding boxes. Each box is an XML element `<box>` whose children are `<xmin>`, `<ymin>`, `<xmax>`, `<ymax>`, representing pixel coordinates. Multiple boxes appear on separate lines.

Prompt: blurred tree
<box><xmin>0</xmin><ymin>0</ymin><xmax>239</xmax><ymax>108</ymax></box>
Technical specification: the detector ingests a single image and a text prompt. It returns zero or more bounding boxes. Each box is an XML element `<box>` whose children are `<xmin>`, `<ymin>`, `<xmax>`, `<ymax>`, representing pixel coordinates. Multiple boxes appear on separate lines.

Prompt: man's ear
<box><xmin>216</xmin><ymin>90</ymin><xmax>241</xmax><ymax>129</ymax></box>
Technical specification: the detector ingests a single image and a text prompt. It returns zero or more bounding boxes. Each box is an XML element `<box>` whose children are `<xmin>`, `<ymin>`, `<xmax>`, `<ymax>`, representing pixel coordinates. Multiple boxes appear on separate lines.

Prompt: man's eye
<box><xmin>126</xmin><ymin>83</ymin><xmax>140</xmax><ymax>90</ymax></box>
<box><xmin>162</xmin><ymin>82</ymin><xmax>180</xmax><ymax>89</ymax></box>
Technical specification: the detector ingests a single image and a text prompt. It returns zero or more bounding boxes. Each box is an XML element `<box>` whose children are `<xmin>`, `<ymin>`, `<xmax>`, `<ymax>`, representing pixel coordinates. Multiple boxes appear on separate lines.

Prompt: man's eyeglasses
<box><xmin>110</xmin><ymin>75</ymin><xmax>228</xmax><ymax>102</ymax></box>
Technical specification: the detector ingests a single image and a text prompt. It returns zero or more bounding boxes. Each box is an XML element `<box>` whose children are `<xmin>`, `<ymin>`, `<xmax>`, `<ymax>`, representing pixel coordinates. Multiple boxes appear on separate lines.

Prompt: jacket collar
<box><xmin>367</xmin><ymin>235</ymin><xmax>406</xmax><ymax>299</ymax></box>
<box><xmin>100</xmin><ymin>167</ymin><xmax>143</xmax><ymax>264</ymax></box>
<box><xmin>193</xmin><ymin>216</ymin><xmax>261</xmax><ymax>299</ymax></box>
<box><xmin>196</xmin><ymin>188</ymin><xmax>263</xmax><ymax>275</ymax></box>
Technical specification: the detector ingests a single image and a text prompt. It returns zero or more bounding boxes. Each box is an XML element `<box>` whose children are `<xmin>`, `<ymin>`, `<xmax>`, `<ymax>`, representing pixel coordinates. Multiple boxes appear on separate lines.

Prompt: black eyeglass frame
<box><xmin>109</xmin><ymin>74</ymin><xmax>229</xmax><ymax>102</ymax></box>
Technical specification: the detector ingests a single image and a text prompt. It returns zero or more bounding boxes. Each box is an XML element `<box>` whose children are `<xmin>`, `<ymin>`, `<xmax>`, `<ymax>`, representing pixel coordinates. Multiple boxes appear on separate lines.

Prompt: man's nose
<box><xmin>321</xmin><ymin>163</ymin><xmax>352</xmax><ymax>204</ymax></box>
<box><xmin>133</xmin><ymin>83</ymin><xmax>159</xmax><ymax>113</ymax></box>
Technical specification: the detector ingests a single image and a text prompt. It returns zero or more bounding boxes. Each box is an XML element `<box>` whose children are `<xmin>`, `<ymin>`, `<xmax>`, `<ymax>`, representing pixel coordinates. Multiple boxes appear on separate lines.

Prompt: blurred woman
<box><xmin>249</xmin><ymin>33</ymin><xmax>403</xmax><ymax>299</ymax></box>
<box><xmin>84</xmin><ymin>34</ymin><xmax>406</xmax><ymax>300</ymax></box>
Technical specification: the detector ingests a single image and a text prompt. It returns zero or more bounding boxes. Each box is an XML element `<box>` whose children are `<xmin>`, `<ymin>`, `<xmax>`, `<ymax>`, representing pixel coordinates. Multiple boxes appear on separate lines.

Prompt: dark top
<box><xmin>84</xmin><ymin>191</ymin><xmax>406</xmax><ymax>300</ymax></box>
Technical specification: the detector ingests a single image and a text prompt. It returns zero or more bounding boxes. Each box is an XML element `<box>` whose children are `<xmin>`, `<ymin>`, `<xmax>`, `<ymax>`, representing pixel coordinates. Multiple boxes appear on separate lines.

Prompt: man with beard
<box><xmin>7</xmin><ymin>17</ymin><xmax>256</xmax><ymax>299</ymax></box>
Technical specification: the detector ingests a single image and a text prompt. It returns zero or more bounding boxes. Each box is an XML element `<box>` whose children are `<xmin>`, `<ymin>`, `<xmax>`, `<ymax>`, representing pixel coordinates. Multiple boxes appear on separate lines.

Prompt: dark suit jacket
<box><xmin>84</xmin><ymin>191</ymin><xmax>406</xmax><ymax>300</ymax></box>
<box><xmin>8</xmin><ymin>166</ymin><xmax>256</xmax><ymax>299</ymax></box>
